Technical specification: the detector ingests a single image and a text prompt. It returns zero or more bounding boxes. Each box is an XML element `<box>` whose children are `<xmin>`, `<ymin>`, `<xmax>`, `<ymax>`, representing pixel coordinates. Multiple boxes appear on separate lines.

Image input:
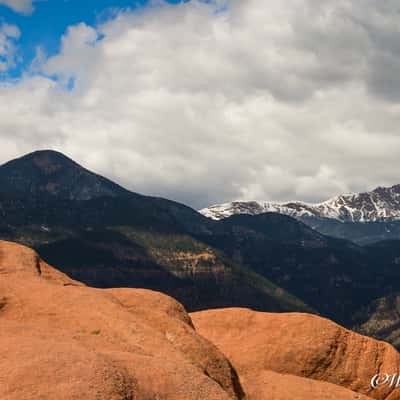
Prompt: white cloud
<box><xmin>0</xmin><ymin>0</ymin><xmax>43</xmax><ymax>14</ymax></box>
<box><xmin>1</xmin><ymin>0</ymin><xmax>400</xmax><ymax>208</ymax></box>
<box><xmin>0</xmin><ymin>23</ymin><xmax>20</xmax><ymax>72</ymax></box>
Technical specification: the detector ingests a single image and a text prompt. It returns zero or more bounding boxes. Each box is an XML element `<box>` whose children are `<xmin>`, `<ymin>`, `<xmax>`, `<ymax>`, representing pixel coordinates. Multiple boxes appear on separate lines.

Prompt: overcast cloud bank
<box><xmin>1</xmin><ymin>0</ymin><xmax>400</xmax><ymax>208</ymax></box>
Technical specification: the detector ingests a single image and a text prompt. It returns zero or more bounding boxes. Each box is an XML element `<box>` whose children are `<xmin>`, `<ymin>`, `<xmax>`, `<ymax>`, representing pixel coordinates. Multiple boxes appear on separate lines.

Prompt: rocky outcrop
<box><xmin>243</xmin><ymin>370</ymin><xmax>373</xmax><ymax>400</ymax></box>
<box><xmin>3</xmin><ymin>239</ymin><xmax>399</xmax><ymax>400</ymax></box>
<box><xmin>191</xmin><ymin>308</ymin><xmax>400</xmax><ymax>400</ymax></box>
<box><xmin>0</xmin><ymin>241</ymin><xmax>243</xmax><ymax>400</ymax></box>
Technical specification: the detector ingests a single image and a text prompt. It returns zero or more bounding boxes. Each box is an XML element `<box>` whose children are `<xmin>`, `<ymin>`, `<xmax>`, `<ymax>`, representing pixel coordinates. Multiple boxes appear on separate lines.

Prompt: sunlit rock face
<box><xmin>0</xmin><ymin>240</ymin><xmax>244</xmax><ymax>400</ymax></box>
<box><xmin>191</xmin><ymin>308</ymin><xmax>400</xmax><ymax>400</ymax></box>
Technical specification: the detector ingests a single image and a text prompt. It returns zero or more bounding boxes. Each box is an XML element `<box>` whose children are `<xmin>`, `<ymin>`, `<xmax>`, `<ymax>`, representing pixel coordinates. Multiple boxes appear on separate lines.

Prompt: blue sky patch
<box><xmin>0</xmin><ymin>0</ymin><xmax>189</xmax><ymax>79</ymax></box>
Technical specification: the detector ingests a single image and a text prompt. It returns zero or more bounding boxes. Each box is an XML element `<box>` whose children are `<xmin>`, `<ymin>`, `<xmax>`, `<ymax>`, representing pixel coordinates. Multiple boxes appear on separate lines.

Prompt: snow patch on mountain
<box><xmin>200</xmin><ymin>185</ymin><xmax>400</xmax><ymax>223</ymax></box>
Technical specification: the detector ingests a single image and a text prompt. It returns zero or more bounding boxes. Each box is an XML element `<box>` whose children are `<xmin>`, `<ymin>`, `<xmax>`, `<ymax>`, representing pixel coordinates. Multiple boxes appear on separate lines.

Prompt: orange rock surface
<box><xmin>244</xmin><ymin>370</ymin><xmax>373</xmax><ymax>400</ymax></box>
<box><xmin>191</xmin><ymin>308</ymin><xmax>400</xmax><ymax>400</ymax></box>
<box><xmin>0</xmin><ymin>241</ymin><xmax>243</xmax><ymax>400</ymax></box>
<box><xmin>2</xmin><ymin>239</ymin><xmax>399</xmax><ymax>400</ymax></box>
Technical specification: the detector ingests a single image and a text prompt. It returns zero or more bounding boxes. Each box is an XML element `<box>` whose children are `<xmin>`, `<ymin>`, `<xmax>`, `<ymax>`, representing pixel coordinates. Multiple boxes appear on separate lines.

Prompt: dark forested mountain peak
<box><xmin>16</xmin><ymin>150</ymin><xmax>76</xmax><ymax>175</ymax></box>
<box><xmin>0</xmin><ymin>150</ymin><xmax>128</xmax><ymax>200</ymax></box>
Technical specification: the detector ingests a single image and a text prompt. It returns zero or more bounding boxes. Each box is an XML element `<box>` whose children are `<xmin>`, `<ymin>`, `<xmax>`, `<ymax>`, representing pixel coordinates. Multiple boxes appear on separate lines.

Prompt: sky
<box><xmin>1</xmin><ymin>0</ymin><xmax>400</xmax><ymax>209</ymax></box>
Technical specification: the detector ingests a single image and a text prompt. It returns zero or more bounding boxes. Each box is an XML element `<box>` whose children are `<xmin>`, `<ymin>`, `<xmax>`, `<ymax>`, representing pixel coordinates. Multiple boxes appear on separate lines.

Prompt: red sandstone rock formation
<box><xmin>2</xmin><ymin>239</ymin><xmax>398</xmax><ymax>400</ymax></box>
<box><xmin>244</xmin><ymin>370</ymin><xmax>373</xmax><ymax>400</ymax></box>
<box><xmin>191</xmin><ymin>308</ymin><xmax>400</xmax><ymax>400</ymax></box>
<box><xmin>0</xmin><ymin>241</ymin><xmax>243</xmax><ymax>400</ymax></box>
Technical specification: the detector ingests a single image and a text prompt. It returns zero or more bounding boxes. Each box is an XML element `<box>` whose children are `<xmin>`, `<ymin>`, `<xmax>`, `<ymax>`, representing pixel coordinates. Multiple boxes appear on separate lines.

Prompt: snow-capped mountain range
<box><xmin>200</xmin><ymin>184</ymin><xmax>400</xmax><ymax>223</ymax></box>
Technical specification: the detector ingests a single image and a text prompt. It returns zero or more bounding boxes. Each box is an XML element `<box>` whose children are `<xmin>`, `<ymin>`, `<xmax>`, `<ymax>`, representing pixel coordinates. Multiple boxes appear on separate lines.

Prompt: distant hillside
<box><xmin>0</xmin><ymin>150</ymin><xmax>310</xmax><ymax>315</ymax></box>
<box><xmin>3</xmin><ymin>150</ymin><xmax>400</xmax><ymax>348</ymax></box>
<box><xmin>200</xmin><ymin>185</ymin><xmax>400</xmax><ymax>244</ymax></box>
